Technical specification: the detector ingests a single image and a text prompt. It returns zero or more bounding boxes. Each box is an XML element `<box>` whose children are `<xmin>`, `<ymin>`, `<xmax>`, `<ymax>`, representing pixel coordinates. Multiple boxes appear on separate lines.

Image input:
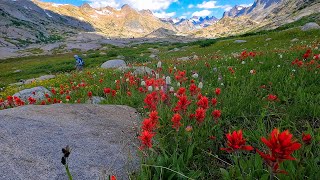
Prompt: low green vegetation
<box><xmin>0</xmin><ymin>20</ymin><xmax>320</xmax><ymax>179</ymax></box>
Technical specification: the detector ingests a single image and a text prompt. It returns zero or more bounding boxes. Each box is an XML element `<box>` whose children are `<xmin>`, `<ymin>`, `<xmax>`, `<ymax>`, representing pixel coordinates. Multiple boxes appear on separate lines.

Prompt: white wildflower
<box><xmin>166</xmin><ymin>76</ymin><xmax>171</xmax><ymax>85</ymax></box>
<box><xmin>192</xmin><ymin>73</ymin><xmax>199</xmax><ymax>79</ymax></box>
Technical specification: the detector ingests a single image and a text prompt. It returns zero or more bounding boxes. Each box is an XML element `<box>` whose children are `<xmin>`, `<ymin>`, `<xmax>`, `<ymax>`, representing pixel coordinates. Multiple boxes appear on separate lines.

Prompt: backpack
<box><xmin>77</xmin><ymin>57</ymin><xmax>84</xmax><ymax>66</ymax></box>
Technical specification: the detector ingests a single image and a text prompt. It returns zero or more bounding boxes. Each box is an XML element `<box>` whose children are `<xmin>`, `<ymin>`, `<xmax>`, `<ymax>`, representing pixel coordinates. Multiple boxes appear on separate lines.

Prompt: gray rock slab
<box><xmin>0</xmin><ymin>104</ymin><xmax>140</xmax><ymax>180</ymax></box>
<box><xmin>86</xmin><ymin>96</ymin><xmax>106</xmax><ymax>104</ymax></box>
<box><xmin>301</xmin><ymin>22</ymin><xmax>320</xmax><ymax>31</ymax></box>
<box><xmin>13</xmin><ymin>86</ymin><xmax>51</xmax><ymax>102</ymax></box>
<box><xmin>234</xmin><ymin>40</ymin><xmax>247</xmax><ymax>43</ymax></box>
<box><xmin>177</xmin><ymin>57</ymin><xmax>190</xmax><ymax>61</ymax></box>
<box><xmin>101</xmin><ymin>60</ymin><xmax>126</xmax><ymax>69</ymax></box>
<box><xmin>133</xmin><ymin>66</ymin><xmax>153</xmax><ymax>75</ymax></box>
<box><xmin>23</xmin><ymin>75</ymin><xmax>56</xmax><ymax>85</ymax></box>
<box><xmin>149</xmin><ymin>54</ymin><xmax>158</xmax><ymax>59</ymax></box>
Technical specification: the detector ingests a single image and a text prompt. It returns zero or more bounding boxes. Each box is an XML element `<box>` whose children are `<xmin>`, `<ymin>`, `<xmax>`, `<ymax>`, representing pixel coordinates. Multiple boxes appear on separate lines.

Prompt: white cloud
<box><xmin>182</xmin><ymin>12</ymin><xmax>192</xmax><ymax>16</ymax></box>
<box><xmin>192</xmin><ymin>10</ymin><xmax>212</xmax><ymax>17</ymax></box>
<box><xmin>196</xmin><ymin>1</ymin><xmax>232</xmax><ymax>11</ymax></box>
<box><xmin>153</xmin><ymin>11</ymin><xmax>176</xmax><ymax>18</ymax></box>
<box><xmin>180</xmin><ymin>15</ymin><xmax>187</xmax><ymax>19</ymax></box>
<box><xmin>87</xmin><ymin>0</ymin><xmax>178</xmax><ymax>11</ymax></box>
<box><xmin>197</xmin><ymin>1</ymin><xmax>218</xmax><ymax>8</ymax></box>
<box><xmin>239</xmin><ymin>3</ymin><xmax>253</xmax><ymax>7</ymax></box>
<box><xmin>188</xmin><ymin>4</ymin><xmax>194</xmax><ymax>8</ymax></box>
<box><xmin>222</xmin><ymin>5</ymin><xmax>232</xmax><ymax>11</ymax></box>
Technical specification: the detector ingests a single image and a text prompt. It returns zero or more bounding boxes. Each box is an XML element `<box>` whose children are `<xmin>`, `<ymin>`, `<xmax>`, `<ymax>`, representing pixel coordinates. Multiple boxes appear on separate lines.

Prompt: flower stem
<box><xmin>235</xmin><ymin>153</ymin><xmax>245</xmax><ymax>179</ymax></box>
<box><xmin>65</xmin><ymin>164</ymin><xmax>73</xmax><ymax>180</ymax></box>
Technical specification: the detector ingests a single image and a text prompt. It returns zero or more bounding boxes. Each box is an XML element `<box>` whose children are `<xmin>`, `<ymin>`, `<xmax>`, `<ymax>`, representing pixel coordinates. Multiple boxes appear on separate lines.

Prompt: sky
<box><xmin>41</xmin><ymin>0</ymin><xmax>254</xmax><ymax>19</ymax></box>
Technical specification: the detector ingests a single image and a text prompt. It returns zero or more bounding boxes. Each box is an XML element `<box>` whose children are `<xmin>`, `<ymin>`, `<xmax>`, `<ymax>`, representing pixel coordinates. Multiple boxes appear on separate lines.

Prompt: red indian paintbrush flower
<box><xmin>212</xmin><ymin>109</ymin><xmax>221</xmax><ymax>120</ymax></box>
<box><xmin>139</xmin><ymin>130</ymin><xmax>155</xmax><ymax>149</ymax></box>
<box><xmin>171</xmin><ymin>113</ymin><xmax>182</xmax><ymax>130</ymax></box>
<box><xmin>142</xmin><ymin>118</ymin><xmax>156</xmax><ymax>132</ymax></box>
<box><xmin>302</xmin><ymin>133</ymin><xmax>312</xmax><ymax>145</ymax></box>
<box><xmin>267</xmin><ymin>94</ymin><xmax>278</xmax><ymax>101</ymax></box>
<box><xmin>211</xmin><ymin>98</ymin><xmax>217</xmax><ymax>106</ymax></box>
<box><xmin>103</xmin><ymin>88</ymin><xmax>111</xmax><ymax>94</ymax></box>
<box><xmin>221</xmin><ymin>130</ymin><xmax>253</xmax><ymax>152</ymax></box>
<box><xmin>197</xmin><ymin>96</ymin><xmax>209</xmax><ymax>109</ymax></box>
<box><xmin>110</xmin><ymin>175</ymin><xmax>117</xmax><ymax>180</ymax></box>
<box><xmin>195</xmin><ymin>107</ymin><xmax>206</xmax><ymax>124</ymax></box>
<box><xmin>189</xmin><ymin>83</ymin><xmax>198</xmax><ymax>96</ymax></box>
<box><xmin>256</xmin><ymin>128</ymin><xmax>301</xmax><ymax>174</ymax></box>
<box><xmin>215</xmin><ymin>88</ymin><xmax>221</xmax><ymax>95</ymax></box>
<box><xmin>174</xmin><ymin>95</ymin><xmax>191</xmax><ymax>112</ymax></box>
<box><xmin>88</xmin><ymin>91</ymin><xmax>93</xmax><ymax>98</ymax></box>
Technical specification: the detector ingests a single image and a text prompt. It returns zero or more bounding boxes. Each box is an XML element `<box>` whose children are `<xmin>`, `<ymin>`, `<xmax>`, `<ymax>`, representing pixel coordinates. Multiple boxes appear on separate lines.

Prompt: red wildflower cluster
<box><xmin>195</xmin><ymin>107</ymin><xmax>206</xmax><ymax>124</ymax></box>
<box><xmin>139</xmin><ymin>130</ymin><xmax>155</xmax><ymax>149</ymax></box>
<box><xmin>189</xmin><ymin>83</ymin><xmax>199</xmax><ymax>96</ymax></box>
<box><xmin>256</xmin><ymin>128</ymin><xmax>301</xmax><ymax>174</ymax></box>
<box><xmin>228</xmin><ymin>67</ymin><xmax>235</xmax><ymax>74</ymax></box>
<box><xmin>302</xmin><ymin>133</ymin><xmax>312</xmax><ymax>145</ymax></box>
<box><xmin>240</xmin><ymin>51</ymin><xmax>256</xmax><ymax>60</ymax></box>
<box><xmin>171</xmin><ymin>113</ymin><xmax>182</xmax><ymax>130</ymax></box>
<box><xmin>215</xmin><ymin>88</ymin><xmax>221</xmax><ymax>95</ymax></box>
<box><xmin>267</xmin><ymin>94</ymin><xmax>278</xmax><ymax>101</ymax></box>
<box><xmin>221</xmin><ymin>130</ymin><xmax>254</xmax><ymax>152</ymax></box>
<box><xmin>197</xmin><ymin>96</ymin><xmax>209</xmax><ymax>109</ymax></box>
<box><xmin>174</xmin><ymin>95</ymin><xmax>191</xmax><ymax>113</ymax></box>
<box><xmin>212</xmin><ymin>109</ymin><xmax>221</xmax><ymax>121</ymax></box>
<box><xmin>175</xmin><ymin>70</ymin><xmax>187</xmax><ymax>82</ymax></box>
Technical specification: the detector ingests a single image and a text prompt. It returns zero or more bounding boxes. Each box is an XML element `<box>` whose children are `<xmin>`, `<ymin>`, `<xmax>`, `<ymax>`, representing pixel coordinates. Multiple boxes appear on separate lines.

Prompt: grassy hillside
<box><xmin>0</xmin><ymin>20</ymin><xmax>320</xmax><ymax>179</ymax></box>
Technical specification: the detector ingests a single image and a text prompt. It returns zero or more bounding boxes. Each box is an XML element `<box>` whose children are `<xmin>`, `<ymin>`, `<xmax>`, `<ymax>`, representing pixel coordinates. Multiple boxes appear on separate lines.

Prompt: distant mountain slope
<box><xmin>223</xmin><ymin>0</ymin><xmax>319</xmax><ymax>22</ymax></box>
<box><xmin>197</xmin><ymin>0</ymin><xmax>320</xmax><ymax>38</ymax></box>
<box><xmin>0</xmin><ymin>0</ymin><xmax>94</xmax><ymax>48</ymax></box>
<box><xmin>161</xmin><ymin>16</ymin><xmax>219</xmax><ymax>32</ymax></box>
<box><xmin>33</xmin><ymin>1</ymin><xmax>176</xmax><ymax>38</ymax></box>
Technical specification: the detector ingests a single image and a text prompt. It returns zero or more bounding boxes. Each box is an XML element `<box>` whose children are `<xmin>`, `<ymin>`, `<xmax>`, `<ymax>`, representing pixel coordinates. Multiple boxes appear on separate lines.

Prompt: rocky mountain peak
<box><xmin>80</xmin><ymin>3</ymin><xmax>92</xmax><ymax>9</ymax></box>
<box><xmin>139</xmin><ymin>9</ymin><xmax>153</xmax><ymax>15</ymax></box>
<box><xmin>121</xmin><ymin>4</ymin><xmax>132</xmax><ymax>10</ymax></box>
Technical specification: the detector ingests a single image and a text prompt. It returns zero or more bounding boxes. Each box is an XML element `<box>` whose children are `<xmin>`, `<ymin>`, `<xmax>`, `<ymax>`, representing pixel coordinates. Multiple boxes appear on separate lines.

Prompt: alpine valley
<box><xmin>0</xmin><ymin>0</ymin><xmax>319</xmax><ymax>59</ymax></box>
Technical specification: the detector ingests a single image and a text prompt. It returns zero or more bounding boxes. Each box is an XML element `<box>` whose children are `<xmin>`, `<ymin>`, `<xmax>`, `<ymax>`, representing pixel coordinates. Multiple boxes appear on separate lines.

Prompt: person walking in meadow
<box><xmin>74</xmin><ymin>55</ymin><xmax>84</xmax><ymax>71</ymax></box>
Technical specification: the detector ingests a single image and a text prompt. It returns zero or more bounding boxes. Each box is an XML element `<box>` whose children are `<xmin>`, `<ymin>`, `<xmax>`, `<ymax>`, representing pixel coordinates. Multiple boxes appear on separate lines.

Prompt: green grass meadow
<box><xmin>0</xmin><ymin>24</ymin><xmax>320</xmax><ymax>179</ymax></box>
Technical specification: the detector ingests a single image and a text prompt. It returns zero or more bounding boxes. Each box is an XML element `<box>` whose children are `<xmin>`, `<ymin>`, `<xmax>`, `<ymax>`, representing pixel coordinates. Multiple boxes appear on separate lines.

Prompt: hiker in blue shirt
<box><xmin>74</xmin><ymin>55</ymin><xmax>84</xmax><ymax>71</ymax></box>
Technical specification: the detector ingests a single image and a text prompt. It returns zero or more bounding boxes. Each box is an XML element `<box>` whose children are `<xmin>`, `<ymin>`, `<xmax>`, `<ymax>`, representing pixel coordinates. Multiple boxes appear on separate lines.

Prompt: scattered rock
<box><xmin>13</xmin><ymin>70</ymin><xmax>22</xmax><ymax>73</ymax></box>
<box><xmin>117</xmin><ymin>55</ymin><xmax>125</xmax><ymax>59</ymax></box>
<box><xmin>177</xmin><ymin>57</ymin><xmax>190</xmax><ymax>61</ymax></box>
<box><xmin>100</xmin><ymin>46</ymin><xmax>109</xmax><ymax>51</ymax></box>
<box><xmin>101</xmin><ymin>59</ymin><xmax>126</xmax><ymax>69</ymax></box>
<box><xmin>265</xmin><ymin>38</ymin><xmax>272</xmax><ymax>41</ymax></box>
<box><xmin>100</xmin><ymin>52</ymin><xmax>106</xmax><ymax>55</ymax></box>
<box><xmin>133</xmin><ymin>66</ymin><xmax>153</xmax><ymax>75</ymax></box>
<box><xmin>192</xmin><ymin>55</ymin><xmax>199</xmax><ymax>60</ymax></box>
<box><xmin>0</xmin><ymin>104</ymin><xmax>140</xmax><ymax>179</ymax></box>
<box><xmin>149</xmin><ymin>54</ymin><xmax>158</xmax><ymax>59</ymax></box>
<box><xmin>148</xmin><ymin>48</ymin><xmax>160</xmax><ymax>54</ymax></box>
<box><xmin>169</xmin><ymin>48</ymin><xmax>180</xmax><ymax>52</ymax></box>
<box><xmin>117</xmin><ymin>66</ymin><xmax>132</xmax><ymax>73</ymax></box>
<box><xmin>86</xmin><ymin>96</ymin><xmax>105</xmax><ymax>104</ymax></box>
<box><xmin>13</xmin><ymin>86</ymin><xmax>51</xmax><ymax>102</ymax></box>
<box><xmin>291</xmin><ymin>38</ymin><xmax>299</xmax><ymax>42</ymax></box>
<box><xmin>9</xmin><ymin>82</ymin><xmax>24</xmax><ymax>86</ymax></box>
<box><xmin>24</xmin><ymin>75</ymin><xmax>56</xmax><ymax>85</ymax></box>
<box><xmin>301</xmin><ymin>22</ymin><xmax>320</xmax><ymax>31</ymax></box>
<box><xmin>234</xmin><ymin>40</ymin><xmax>247</xmax><ymax>43</ymax></box>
